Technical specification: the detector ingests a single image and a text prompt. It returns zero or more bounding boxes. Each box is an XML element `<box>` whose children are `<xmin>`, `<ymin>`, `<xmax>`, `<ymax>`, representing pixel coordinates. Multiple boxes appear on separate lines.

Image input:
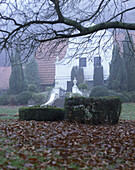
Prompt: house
<box><xmin>1</xmin><ymin>31</ymin><xmax>134</xmax><ymax>93</ymax></box>
<box><xmin>54</xmin><ymin>29</ymin><xmax>113</xmax><ymax>91</ymax></box>
<box><xmin>35</xmin><ymin>29</ymin><xmax>113</xmax><ymax>91</ymax></box>
<box><xmin>35</xmin><ymin>39</ymin><xmax>68</xmax><ymax>90</ymax></box>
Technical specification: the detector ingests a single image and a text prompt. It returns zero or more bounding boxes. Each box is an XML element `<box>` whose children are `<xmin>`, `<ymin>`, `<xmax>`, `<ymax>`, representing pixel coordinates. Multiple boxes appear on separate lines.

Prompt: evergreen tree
<box><xmin>9</xmin><ymin>48</ymin><xmax>27</xmax><ymax>94</ymax></box>
<box><xmin>108</xmin><ymin>42</ymin><xmax>128</xmax><ymax>92</ymax></box>
<box><xmin>93</xmin><ymin>66</ymin><xmax>104</xmax><ymax>86</ymax></box>
<box><xmin>71</xmin><ymin>66</ymin><xmax>84</xmax><ymax>87</ymax></box>
<box><xmin>24</xmin><ymin>57</ymin><xmax>40</xmax><ymax>87</ymax></box>
<box><xmin>123</xmin><ymin>34</ymin><xmax>135</xmax><ymax>91</ymax></box>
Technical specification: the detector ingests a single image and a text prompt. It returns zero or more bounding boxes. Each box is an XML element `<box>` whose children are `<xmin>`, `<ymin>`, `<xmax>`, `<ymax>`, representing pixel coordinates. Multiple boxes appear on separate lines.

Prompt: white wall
<box><xmin>55</xmin><ymin>29</ymin><xmax>113</xmax><ymax>90</ymax></box>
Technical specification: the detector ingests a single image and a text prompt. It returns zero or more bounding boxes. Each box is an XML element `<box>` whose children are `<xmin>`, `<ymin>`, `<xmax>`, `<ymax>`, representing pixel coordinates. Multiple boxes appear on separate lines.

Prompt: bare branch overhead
<box><xmin>0</xmin><ymin>0</ymin><xmax>135</xmax><ymax>61</ymax></box>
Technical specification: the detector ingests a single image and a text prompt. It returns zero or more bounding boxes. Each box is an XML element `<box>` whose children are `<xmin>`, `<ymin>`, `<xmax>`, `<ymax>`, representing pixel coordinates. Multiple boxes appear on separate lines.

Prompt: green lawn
<box><xmin>0</xmin><ymin>106</ymin><xmax>20</xmax><ymax>120</ymax></box>
<box><xmin>121</xmin><ymin>103</ymin><xmax>135</xmax><ymax>120</ymax></box>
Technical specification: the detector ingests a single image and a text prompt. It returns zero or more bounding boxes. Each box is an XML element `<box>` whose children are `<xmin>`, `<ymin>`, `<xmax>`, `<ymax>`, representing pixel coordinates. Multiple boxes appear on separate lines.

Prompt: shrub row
<box><xmin>18</xmin><ymin>96</ymin><xmax>121</xmax><ymax>124</ymax></box>
<box><xmin>0</xmin><ymin>91</ymin><xmax>46</xmax><ymax>106</ymax></box>
<box><xmin>64</xmin><ymin>96</ymin><xmax>122</xmax><ymax>125</ymax></box>
<box><xmin>0</xmin><ymin>91</ymin><xmax>32</xmax><ymax>105</ymax></box>
<box><xmin>90</xmin><ymin>86</ymin><xmax>135</xmax><ymax>103</ymax></box>
<box><xmin>19</xmin><ymin>106</ymin><xmax>65</xmax><ymax>121</ymax></box>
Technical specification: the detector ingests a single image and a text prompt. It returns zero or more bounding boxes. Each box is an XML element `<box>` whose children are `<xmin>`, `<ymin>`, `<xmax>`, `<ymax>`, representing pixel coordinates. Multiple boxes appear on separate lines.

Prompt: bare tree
<box><xmin>0</xmin><ymin>0</ymin><xmax>135</xmax><ymax>62</ymax></box>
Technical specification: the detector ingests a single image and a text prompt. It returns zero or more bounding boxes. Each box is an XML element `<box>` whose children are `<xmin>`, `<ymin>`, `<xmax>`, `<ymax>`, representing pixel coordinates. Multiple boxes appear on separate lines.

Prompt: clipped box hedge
<box><xmin>19</xmin><ymin>106</ymin><xmax>65</xmax><ymax>121</ymax></box>
<box><xmin>64</xmin><ymin>96</ymin><xmax>122</xmax><ymax>125</ymax></box>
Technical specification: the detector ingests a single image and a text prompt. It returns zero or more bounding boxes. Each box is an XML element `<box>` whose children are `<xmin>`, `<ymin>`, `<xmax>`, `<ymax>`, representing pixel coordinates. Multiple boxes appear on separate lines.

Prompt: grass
<box><xmin>0</xmin><ymin>106</ymin><xmax>20</xmax><ymax>120</ymax></box>
<box><xmin>121</xmin><ymin>103</ymin><xmax>135</xmax><ymax>120</ymax></box>
<box><xmin>0</xmin><ymin>103</ymin><xmax>135</xmax><ymax>120</ymax></box>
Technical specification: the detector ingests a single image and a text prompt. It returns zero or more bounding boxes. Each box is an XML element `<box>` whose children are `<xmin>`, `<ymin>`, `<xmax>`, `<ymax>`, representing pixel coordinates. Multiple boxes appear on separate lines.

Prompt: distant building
<box><xmin>35</xmin><ymin>29</ymin><xmax>113</xmax><ymax>91</ymax></box>
<box><xmin>1</xmin><ymin>31</ymin><xmax>135</xmax><ymax>92</ymax></box>
<box><xmin>54</xmin><ymin>29</ymin><xmax>113</xmax><ymax>91</ymax></box>
<box><xmin>35</xmin><ymin>39</ymin><xmax>68</xmax><ymax>90</ymax></box>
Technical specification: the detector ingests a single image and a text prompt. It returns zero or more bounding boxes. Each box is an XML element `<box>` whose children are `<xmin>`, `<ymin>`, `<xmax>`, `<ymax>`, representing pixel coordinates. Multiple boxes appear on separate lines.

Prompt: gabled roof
<box><xmin>35</xmin><ymin>39</ymin><xmax>68</xmax><ymax>85</ymax></box>
<box><xmin>0</xmin><ymin>67</ymin><xmax>11</xmax><ymax>89</ymax></box>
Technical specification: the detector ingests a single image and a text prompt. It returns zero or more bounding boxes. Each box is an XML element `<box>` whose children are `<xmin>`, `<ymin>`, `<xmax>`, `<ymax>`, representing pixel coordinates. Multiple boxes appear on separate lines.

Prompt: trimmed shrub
<box><xmin>71</xmin><ymin>93</ymin><xmax>82</xmax><ymax>97</ymax></box>
<box><xmin>78</xmin><ymin>83</ymin><xmax>88</xmax><ymax>92</ymax></box>
<box><xmin>90</xmin><ymin>86</ymin><xmax>131</xmax><ymax>103</ymax></box>
<box><xmin>116</xmin><ymin>92</ymin><xmax>131</xmax><ymax>103</ymax></box>
<box><xmin>64</xmin><ymin>96</ymin><xmax>88</xmax><ymax>123</ymax></box>
<box><xmin>107</xmin><ymin>91</ymin><xmax>131</xmax><ymax>103</ymax></box>
<box><xmin>19</xmin><ymin>106</ymin><xmax>65</xmax><ymax>121</ymax></box>
<box><xmin>65</xmin><ymin>97</ymin><xmax>95</xmax><ymax>124</ymax></box>
<box><xmin>28</xmin><ymin>84</ymin><xmax>37</xmax><ymax>92</ymax></box>
<box><xmin>46</xmin><ymin>86</ymin><xmax>53</xmax><ymax>92</ymax></box>
<box><xmin>90</xmin><ymin>86</ymin><xmax>109</xmax><ymax>97</ymax></box>
<box><xmin>64</xmin><ymin>96</ymin><xmax>121</xmax><ymax>125</ymax></box>
<box><xmin>32</xmin><ymin>93</ymin><xmax>45</xmax><ymax>104</ymax></box>
<box><xmin>16</xmin><ymin>91</ymin><xmax>32</xmax><ymax>105</ymax></box>
<box><xmin>0</xmin><ymin>95</ymin><xmax>9</xmax><ymax>105</ymax></box>
<box><xmin>90</xmin><ymin>97</ymin><xmax>121</xmax><ymax>124</ymax></box>
<box><xmin>8</xmin><ymin>95</ymin><xmax>17</xmax><ymax>105</ymax></box>
<box><xmin>65</xmin><ymin>92</ymin><xmax>82</xmax><ymax>98</ymax></box>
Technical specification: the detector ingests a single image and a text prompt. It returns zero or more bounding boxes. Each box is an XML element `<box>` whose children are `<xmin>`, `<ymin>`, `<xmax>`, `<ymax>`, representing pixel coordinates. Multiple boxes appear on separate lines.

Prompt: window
<box><xmin>67</xmin><ymin>81</ymin><xmax>72</xmax><ymax>92</ymax></box>
<box><xmin>79</xmin><ymin>58</ymin><xmax>86</xmax><ymax>67</ymax></box>
<box><xmin>94</xmin><ymin>57</ymin><xmax>101</xmax><ymax>67</ymax></box>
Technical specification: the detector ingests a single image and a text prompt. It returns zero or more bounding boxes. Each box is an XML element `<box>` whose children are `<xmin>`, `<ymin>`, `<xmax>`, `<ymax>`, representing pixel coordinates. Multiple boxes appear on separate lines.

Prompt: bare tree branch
<box><xmin>0</xmin><ymin>0</ymin><xmax>135</xmax><ymax>62</ymax></box>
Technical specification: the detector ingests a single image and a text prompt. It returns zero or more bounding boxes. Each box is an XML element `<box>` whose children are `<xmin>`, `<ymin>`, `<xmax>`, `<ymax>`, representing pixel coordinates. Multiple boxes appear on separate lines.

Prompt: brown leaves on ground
<box><xmin>0</xmin><ymin>119</ymin><xmax>135</xmax><ymax>169</ymax></box>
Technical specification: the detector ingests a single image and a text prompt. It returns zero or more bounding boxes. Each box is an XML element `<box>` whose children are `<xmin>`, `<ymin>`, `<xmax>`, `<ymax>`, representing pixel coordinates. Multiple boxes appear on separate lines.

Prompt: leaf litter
<box><xmin>0</xmin><ymin>119</ymin><xmax>134</xmax><ymax>169</ymax></box>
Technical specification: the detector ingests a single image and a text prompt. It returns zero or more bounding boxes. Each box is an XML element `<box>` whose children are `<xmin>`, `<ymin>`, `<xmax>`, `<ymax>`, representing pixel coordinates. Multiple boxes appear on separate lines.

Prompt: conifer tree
<box><xmin>9</xmin><ymin>48</ymin><xmax>27</xmax><ymax>94</ymax></box>
<box><xmin>108</xmin><ymin>42</ymin><xmax>128</xmax><ymax>92</ymax></box>
<box><xmin>93</xmin><ymin>66</ymin><xmax>104</xmax><ymax>86</ymax></box>
<box><xmin>24</xmin><ymin>57</ymin><xmax>40</xmax><ymax>87</ymax></box>
<box><xmin>71</xmin><ymin>66</ymin><xmax>84</xmax><ymax>87</ymax></box>
<box><xmin>123</xmin><ymin>34</ymin><xmax>135</xmax><ymax>91</ymax></box>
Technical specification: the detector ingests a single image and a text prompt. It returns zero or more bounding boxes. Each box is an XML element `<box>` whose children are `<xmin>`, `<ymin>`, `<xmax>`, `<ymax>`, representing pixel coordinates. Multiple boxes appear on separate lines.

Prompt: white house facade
<box><xmin>55</xmin><ymin>29</ymin><xmax>113</xmax><ymax>91</ymax></box>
